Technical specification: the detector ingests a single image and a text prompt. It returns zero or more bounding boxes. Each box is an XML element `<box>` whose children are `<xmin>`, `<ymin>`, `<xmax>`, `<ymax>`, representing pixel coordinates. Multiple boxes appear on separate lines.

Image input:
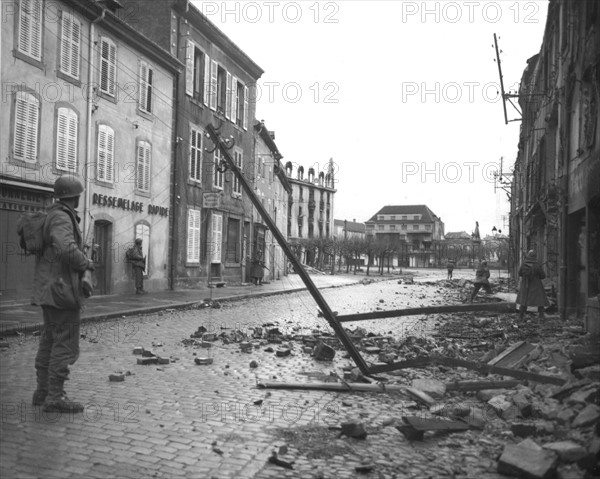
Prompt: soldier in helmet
<box><xmin>31</xmin><ymin>175</ymin><xmax>94</xmax><ymax>413</ymax></box>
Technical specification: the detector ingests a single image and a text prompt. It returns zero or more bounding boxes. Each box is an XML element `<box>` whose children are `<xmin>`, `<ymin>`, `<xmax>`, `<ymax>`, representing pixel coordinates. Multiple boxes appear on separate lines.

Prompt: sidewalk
<box><xmin>0</xmin><ymin>273</ymin><xmax>370</xmax><ymax>336</ymax></box>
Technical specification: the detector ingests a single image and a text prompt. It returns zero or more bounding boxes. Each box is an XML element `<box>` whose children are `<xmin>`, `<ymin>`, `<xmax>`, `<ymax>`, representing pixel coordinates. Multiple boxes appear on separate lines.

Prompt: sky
<box><xmin>193</xmin><ymin>0</ymin><xmax>549</xmax><ymax>236</ymax></box>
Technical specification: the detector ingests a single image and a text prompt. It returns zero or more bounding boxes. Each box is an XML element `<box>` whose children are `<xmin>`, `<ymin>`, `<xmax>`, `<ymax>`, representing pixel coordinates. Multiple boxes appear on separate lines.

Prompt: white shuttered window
<box><xmin>97</xmin><ymin>125</ymin><xmax>114</xmax><ymax>183</ymax></box>
<box><xmin>139</xmin><ymin>61</ymin><xmax>153</xmax><ymax>113</ymax></box>
<box><xmin>18</xmin><ymin>0</ymin><xmax>42</xmax><ymax>61</ymax></box>
<box><xmin>233</xmin><ymin>150</ymin><xmax>242</xmax><ymax>196</ymax></box>
<box><xmin>136</xmin><ymin>140</ymin><xmax>151</xmax><ymax>193</ymax></box>
<box><xmin>213</xmin><ymin>147</ymin><xmax>223</xmax><ymax>189</ymax></box>
<box><xmin>100</xmin><ymin>37</ymin><xmax>116</xmax><ymax>96</ymax></box>
<box><xmin>56</xmin><ymin>107</ymin><xmax>78</xmax><ymax>172</ymax></box>
<box><xmin>60</xmin><ymin>11</ymin><xmax>80</xmax><ymax>79</ymax></box>
<box><xmin>187</xmin><ymin>209</ymin><xmax>201</xmax><ymax>263</ymax></box>
<box><xmin>13</xmin><ymin>91</ymin><xmax>39</xmax><ymax>163</ymax></box>
<box><xmin>189</xmin><ymin>127</ymin><xmax>202</xmax><ymax>182</ymax></box>
<box><xmin>211</xmin><ymin>213</ymin><xmax>223</xmax><ymax>264</ymax></box>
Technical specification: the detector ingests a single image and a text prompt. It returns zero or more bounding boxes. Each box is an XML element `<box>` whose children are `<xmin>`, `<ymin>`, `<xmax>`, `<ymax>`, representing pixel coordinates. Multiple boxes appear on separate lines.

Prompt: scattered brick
<box><xmin>572</xmin><ymin>404</ymin><xmax>600</xmax><ymax>428</ymax></box>
<box><xmin>313</xmin><ymin>342</ymin><xmax>335</xmax><ymax>361</ymax></box>
<box><xmin>137</xmin><ymin>357</ymin><xmax>158</xmax><ymax>365</ymax></box>
<box><xmin>249</xmin><ymin>360</ymin><xmax>259</xmax><ymax>368</ymax></box>
<box><xmin>497</xmin><ymin>444</ymin><xmax>557</xmax><ymax>479</ymax></box>
<box><xmin>157</xmin><ymin>357</ymin><xmax>170</xmax><ymax>365</ymax></box>
<box><xmin>108</xmin><ymin>374</ymin><xmax>125</xmax><ymax>382</ymax></box>
<box><xmin>340</xmin><ymin>422</ymin><xmax>367</xmax><ymax>439</ymax></box>
<box><xmin>543</xmin><ymin>441</ymin><xmax>587</xmax><ymax>463</ymax></box>
<box><xmin>275</xmin><ymin>348</ymin><xmax>291</xmax><ymax>357</ymax></box>
<box><xmin>132</xmin><ymin>347</ymin><xmax>144</xmax><ymax>355</ymax></box>
<box><xmin>194</xmin><ymin>357</ymin><xmax>213</xmax><ymax>365</ymax></box>
<box><xmin>411</xmin><ymin>378</ymin><xmax>446</xmax><ymax>399</ymax></box>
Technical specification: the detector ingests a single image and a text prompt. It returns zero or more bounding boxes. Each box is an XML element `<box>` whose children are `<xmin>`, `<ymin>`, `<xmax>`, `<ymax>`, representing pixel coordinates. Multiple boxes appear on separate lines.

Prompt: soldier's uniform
<box><xmin>31</xmin><ymin>176</ymin><xmax>93</xmax><ymax>413</ymax></box>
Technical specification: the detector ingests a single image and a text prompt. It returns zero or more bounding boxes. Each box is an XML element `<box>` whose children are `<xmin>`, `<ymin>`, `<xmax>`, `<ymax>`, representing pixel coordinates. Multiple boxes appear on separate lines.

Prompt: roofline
<box><xmin>253</xmin><ymin>121</ymin><xmax>291</xmax><ymax>194</ymax></box>
<box><xmin>79</xmin><ymin>3</ymin><xmax>183</xmax><ymax>73</ymax></box>
<box><xmin>176</xmin><ymin>1</ymin><xmax>264</xmax><ymax>79</ymax></box>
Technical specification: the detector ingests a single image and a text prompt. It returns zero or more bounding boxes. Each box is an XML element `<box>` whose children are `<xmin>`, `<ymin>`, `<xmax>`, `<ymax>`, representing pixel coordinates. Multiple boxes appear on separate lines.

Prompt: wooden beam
<box><xmin>444</xmin><ymin>380</ymin><xmax>522</xmax><ymax>392</ymax></box>
<box><xmin>337</xmin><ymin>302</ymin><xmax>516</xmax><ymax>323</ymax></box>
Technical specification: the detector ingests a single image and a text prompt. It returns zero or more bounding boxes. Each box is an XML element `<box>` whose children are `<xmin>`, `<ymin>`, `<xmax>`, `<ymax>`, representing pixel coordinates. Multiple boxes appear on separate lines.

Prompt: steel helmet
<box><xmin>54</xmin><ymin>175</ymin><xmax>84</xmax><ymax>199</ymax></box>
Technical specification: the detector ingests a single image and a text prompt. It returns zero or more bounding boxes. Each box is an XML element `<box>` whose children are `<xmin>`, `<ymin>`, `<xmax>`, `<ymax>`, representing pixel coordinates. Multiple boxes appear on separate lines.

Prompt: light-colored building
<box><xmin>365</xmin><ymin>205</ymin><xmax>444</xmax><ymax>267</ymax></box>
<box><xmin>120</xmin><ymin>0</ymin><xmax>264</xmax><ymax>287</ymax></box>
<box><xmin>333</xmin><ymin>219</ymin><xmax>366</xmax><ymax>240</ymax></box>
<box><xmin>1</xmin><ymin>0</ymin><xmax>180</xmax><ymax>299</ymax></box>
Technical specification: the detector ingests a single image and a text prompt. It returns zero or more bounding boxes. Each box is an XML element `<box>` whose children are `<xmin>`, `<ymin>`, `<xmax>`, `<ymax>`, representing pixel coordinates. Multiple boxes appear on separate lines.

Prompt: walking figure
<box><xmin>251</xmin><ymin>250</ymin><xmax>265</xmax><ymax>286</ymax></box>
<box><xmin>129</xmin><ymin>238</ymin><xmax>147</xmax><ymax>294</ymax></box>
<box><xmin>447</xmin><ymin>260</ymin><xmax>455</xmax><ymax>280</ymax></box>
<box><xmin>32</xmin><ymin>176</ymin><xmax>95</xmax><ymax>413</ymax></box>
<box><xmin>469</xmin><ymin>260</ymin><xmax>492</xmax><ymax>302</ymax></box>
<box><xmin>516</xmin><ymin>250</ymin><xmax>549</xmax><ymax>320</ymax></box>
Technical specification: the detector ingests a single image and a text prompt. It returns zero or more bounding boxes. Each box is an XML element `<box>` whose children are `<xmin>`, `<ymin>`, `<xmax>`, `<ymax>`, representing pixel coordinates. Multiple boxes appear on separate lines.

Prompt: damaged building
<box><xmin>510</xmin><ymin>0</ymin><xmax>600</xmax><ymax>319</ymax></box>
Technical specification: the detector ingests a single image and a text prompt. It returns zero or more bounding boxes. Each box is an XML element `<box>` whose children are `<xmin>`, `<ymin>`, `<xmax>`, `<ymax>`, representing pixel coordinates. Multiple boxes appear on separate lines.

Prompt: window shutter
<box><xmin>225</xmin><ymin>72</ymin><xmax>232</xmax><ymax>119</ymax></box>
<box><xmin>189</xmin><ymin>127</ymin><xmax>202</xmax><ymax>181</ymax></box>
<box><xmin>97</xmin><ymin>125</ymin><xmax>114</xmax><ymax>182</ymax></box>
<box><xmin>209</xmin><ymin>59</ymin><xmax>218</xmax><ymax>111</ymax></box>
<box><xmin>231</xmin><ymin>77</ymin><xmax>238</xmax><ymax>125</ymax></box>
<box><xmin>213</xmin><ymin>148</ymin><xmax>223</xmax><ymax>189</ymax></box>
<box><xmin>211</xmin><ymin>213</ymin><xmax>222</xmax><ymax>263</ymax></box>
<box><xmin>13</xmin><ymin>91</ymin><xmax>39</xmax><ymax>163</ymax></box>
<box><xmin>187</xmin><ymin>209</ymin><xmax>201</xmax><ymax>263</ymax></box>
<box><xmin>243</xmin><ymin>85</ymin><xmax>249</xmax><ymax>130</ymax></box>
<box><xmin>19</xmin><ymin>0</ymin><xmax>42</xmax><ymax>61</ymax></box>
<box><xmin>203</xmin><ymin>54</ymin><xmax>211</xmax><ymax>106</ymax></box>
<box><xmin>61</xmin><ymin>11</ymin><xmax>80</xmax><ymax>79</ymax></box>
<box><xmin>137</xmin><ymin>141</ymin><xmax>151</xmax><ymax>192</ymax></box>
<box><xmin>56</xmin><ymin>107</ymin><xmax>77</xmax><ymax>172</ymax></box>
<box><xmin>139</xmin><ymin>62</ymin><xmax>148</xmax><ymax>111</ymax></box>
<box><xmin>185</xmin><ymin>40</ymin><xmax>194</xmax><ymax>96</ymax></box>
<box><xmin>100</xmin><ymin>38</ymin><xmax>116</xmax><ymax>96</ymax></box>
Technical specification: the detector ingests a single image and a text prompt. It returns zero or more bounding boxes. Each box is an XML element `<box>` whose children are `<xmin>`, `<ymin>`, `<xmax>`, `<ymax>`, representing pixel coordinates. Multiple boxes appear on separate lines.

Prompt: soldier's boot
<box><xmin>32</xmin><ymin>369</ymin><xmax>49</xmax><ymax>406</ymax></box>
<box><xmin>42</xmin><ymin>379</ymin><xmax>84</xmax><ymax>413</ymax></box>
<box><xmin>518</xmin><ymin>307</ymin><xmax>526</xmax><ymax>321</ymax></box>
<box><xmin>538</xmin><ymin>308</ymin><xmax>545</xmax><ymax>320</ymax></box>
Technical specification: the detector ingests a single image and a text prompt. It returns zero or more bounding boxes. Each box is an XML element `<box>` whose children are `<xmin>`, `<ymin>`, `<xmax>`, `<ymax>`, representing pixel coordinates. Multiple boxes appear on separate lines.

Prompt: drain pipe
<box><xmin>83</xmin><ymin>6</ymin><xmax>106</xmax><ymax>242</ymax></box>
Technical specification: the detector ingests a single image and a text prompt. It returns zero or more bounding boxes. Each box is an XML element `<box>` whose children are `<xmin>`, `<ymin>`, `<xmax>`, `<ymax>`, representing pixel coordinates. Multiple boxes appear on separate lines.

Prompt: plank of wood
<box><xmin>257</xmin><ymin>382</ymin><xmax>409</xmax><ymax>394</ymax></box>
<box><xmin>444</xmin><ymin>379</ymin><xmax>522</xmax><ymax>392</ymax></box>
<box><xmin>336</xmin><ymin>302</ymin><xmax>516</xmax><ymax>322</ymax></box>
<box><xmin>488</xmin><ymin>341</ymin><xmax>535</xmax><ymax>368</ymax></box>
<box><xmin>404</xmin><ymin>416</ymin><xmax>469</xmax><ymax>431</ymax></box>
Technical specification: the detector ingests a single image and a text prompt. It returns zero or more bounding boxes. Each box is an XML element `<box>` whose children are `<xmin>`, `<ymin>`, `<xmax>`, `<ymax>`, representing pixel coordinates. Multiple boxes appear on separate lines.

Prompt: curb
<box><xmin>1</xmin><ymin>280</ymin><xmax>365</xmax><ymax>337</ymax></box>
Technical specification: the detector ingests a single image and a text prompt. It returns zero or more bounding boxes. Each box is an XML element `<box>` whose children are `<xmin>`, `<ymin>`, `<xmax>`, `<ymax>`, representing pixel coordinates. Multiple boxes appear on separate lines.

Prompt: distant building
<box><xmin>365</xmin><ymin>205</ymin><xmax>444</xmax><ymax>267</ymax></box>
<box><xmin>252</xmin><ymin>122</ymin><xmax>291</xmax><ymax>282</ymax></box>
<box><xmin>444</xmin><ymin>231</ymin><xmax>471</xmax><ymax>241</ymax></box>
<box><xmin>333</xmin><ymin>219</ymin><xmax>366</xmax><ymax>240</ymax></box>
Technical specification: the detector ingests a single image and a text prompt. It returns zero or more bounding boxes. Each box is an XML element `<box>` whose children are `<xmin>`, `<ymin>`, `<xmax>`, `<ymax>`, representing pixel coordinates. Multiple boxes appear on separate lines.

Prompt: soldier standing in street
<box><xmin>130</xmin><ymin>238</ymin><xmax>147</xmax><ymax>294</ymax></box>
<box><xmin>469</xmin><ymin>260</ymin><xmax>492</xmax><ymax>302</ymax></box>
<box><xmin>516</xmin><ymin>250</ymin><xmax>549</xmax><ymax>320</ymax></box>
<box><xmin>32</xmin><ymin>176</ymin><xmax>94</xmax><ymax>413</ymax></box>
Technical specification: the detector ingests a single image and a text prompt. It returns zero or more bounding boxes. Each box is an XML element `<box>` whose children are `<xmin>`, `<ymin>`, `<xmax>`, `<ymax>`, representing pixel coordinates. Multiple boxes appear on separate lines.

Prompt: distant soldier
<box><xmin>251</xmin><ymin>250</ymin><xmax>265</xmax><ymax>286</ymax></box>
<box><xmin>32</xmin><ymin>176</ymin><xmax>94</xmax><ymax>413</ymax></box>
<box><xmin>129</xmin><ymin>238</ymin><xmax>147</xmax><ymax>295</ymax></box>
<box><xmin>516</xmin><ymin>250</ymin><xmax>549</xmax><ymax>320</ymax></box>
<box><xmin>447</xmin><ymin>260</ymin><xmax>455</xmax><ymax>280</ymax></box>
<box><xmin>469</xmin><ymin>260</ymin><xmax>492</xmax><ymax>302</ymax></box>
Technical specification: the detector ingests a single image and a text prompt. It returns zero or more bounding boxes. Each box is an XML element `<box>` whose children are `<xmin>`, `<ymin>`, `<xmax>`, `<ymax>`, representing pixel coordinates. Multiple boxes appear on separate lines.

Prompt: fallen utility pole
<box><xmin>336</xmin><ymin>302</ymin><xmax>515</xmax><ymax>323</ymax></box>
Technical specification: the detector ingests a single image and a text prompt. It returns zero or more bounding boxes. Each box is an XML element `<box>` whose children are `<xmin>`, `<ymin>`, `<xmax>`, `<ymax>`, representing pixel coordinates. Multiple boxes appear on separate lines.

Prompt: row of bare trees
<box><xmin>286</xmin><ymin>236</ymin><xmax>510</xmax><ymax>275</ymax></box>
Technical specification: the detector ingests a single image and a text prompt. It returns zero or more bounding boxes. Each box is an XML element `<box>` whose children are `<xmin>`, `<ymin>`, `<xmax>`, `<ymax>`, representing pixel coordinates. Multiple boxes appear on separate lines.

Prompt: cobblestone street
<box><xmin>2</xmin><ymin>271</ymin><xmax>515</xmax><ymax>478</ymax></box>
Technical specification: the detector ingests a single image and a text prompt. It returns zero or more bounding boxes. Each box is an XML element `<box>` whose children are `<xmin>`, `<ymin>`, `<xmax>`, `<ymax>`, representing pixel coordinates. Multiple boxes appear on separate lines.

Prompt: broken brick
<box><xmin>249</xmin><ymin>360</ymin><xmax>259</xmax><ymax>368</ymax></box>
<box><xmin>411</xmin><ymin>379</ymin><xmax>446</xmax><ymax>399</ymax></box>
<box><xmin>132</xmin><ymin>347</ymin><xmax>144</xmax><ymax>355</ymax></box>
<box><xmin>313</xmin><ymin>342</ymin><xmax>335</xmax><ymax>361</ymax></box>
<box><xmin>194</xmin><ymin>357</ymin><xmax>213</xmax><ymax>365</ymax></box>
<box><xmin>137</xmin><ymin>357</ymin><xmax>158</xmax><ymax>365</ymax></box>
<box><xmin>572</xmin><ymin>404</ymin><xmax>600</xmax><ymax>428</ymax></box>
<box><xmin>543</xmin><ymin>441</ymin><xmax>587</xmax><ymax>463</ymax></box>
<box><xmin>108</xmin><ymin>374</ymin><xmax>125</xmax><ymax>382</ymax></box>
<box><xmin>275</xmin><ymin>348</ymin><xmax>291</xmax><ymax>357</ymax></box>
<box><xmin>497</xmin><ymin>444</ymin><xmax>557</xmax><ymax>479</ymax></box>
<box><xmin>157</xmin><ymin>357</ymin><xmax>170</xmax><ymax>365</ymax></box>
<box><xmin>340</xmin><ymin>422</ymin><xmax>367</xmax><ymax>439</ymax></box>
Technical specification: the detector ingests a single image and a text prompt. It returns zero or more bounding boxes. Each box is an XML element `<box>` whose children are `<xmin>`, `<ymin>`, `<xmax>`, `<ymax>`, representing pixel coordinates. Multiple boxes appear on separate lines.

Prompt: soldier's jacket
<box><xmin>32</xmin><ymin>202</ymin><xmax>89</xmax><ymax>309</ymax></box>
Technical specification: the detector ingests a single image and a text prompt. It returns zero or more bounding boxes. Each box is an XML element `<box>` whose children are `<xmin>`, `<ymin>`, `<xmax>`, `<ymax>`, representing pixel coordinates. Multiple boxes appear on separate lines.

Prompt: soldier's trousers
<box><xmin>35</xmin><ymin>306</ymin><xmax>80</xmax><ymax>382</ymax></box>
<box><xmin>133</xmin><ymin>266</ymin><xmax>144</xmax><ymax>291</ymax></box>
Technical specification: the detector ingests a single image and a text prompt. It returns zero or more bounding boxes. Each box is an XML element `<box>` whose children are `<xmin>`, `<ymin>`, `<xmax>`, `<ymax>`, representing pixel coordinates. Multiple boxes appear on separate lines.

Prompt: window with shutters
<box><xmin>55</xmin><ymin>107</ymin><xmax>78</xmax><ymax>172</ymax></box>
<box><xmin>59</xmin><ymin>11</ymin><xmax>80</xmax><ymax>80</ymax></box>
<box><xmin>187</xmin><ymin>208</ymin><xmax>201</xmax><ymax>263</ymax></box>
<box><xmin>189</xmin><ymin>126</ymin><xmax>203</xmax><ymax>183</ymax></box>
<box><xmin>138</xmin><ymin>61</ymin><xmax>153</xmax><ymax>113</ymax></box>
<box><xmin>13</xmin><ymin>91</ymin><xmax>40</xmax><ymax>164</ymax></box>
<box><xmin>235</xmin><ymin>80</ymin><xmax>248</xmax><ymax>130</ymax></box>
<box><xmin>99</xmin><ymin>37</ymin><xmax>116</xmax><ymax>97</ymax></box>
<box><xmin>185</xmin><ymin>42</ymin><xmax>210</xmax><ymax>105</ymax></box>
<box><xmin>210</xmin><ymin>213</ymin><xmax>223</xmax><ymax>264</ymax></box>
<box><xmin>136</xmin><ymin>140</ymin><xmax>151</xmax><ymax>193</ymax></box>
<box><xmin>232</xmin><ymin>149</ymin><xmax>242</xmax><ymax>196</ymax></box>
<box><xmin>17</xmin><ymin>0</ymin><xmax>42</xmax><ymax>62</ymax></box>
<box><xmin>97</xmin><ymin>124</ymin><xmax>114</xmax><ymax>183</ymax></box>
<box><xmin>213</xmin><ymin>147</ymin><xmax>224</xmax><ymax>190</ymax></box>
<box><xmin>216</xmin><ymin>66</ymin><xmax>227</xmax><ymax>114</ymax></box>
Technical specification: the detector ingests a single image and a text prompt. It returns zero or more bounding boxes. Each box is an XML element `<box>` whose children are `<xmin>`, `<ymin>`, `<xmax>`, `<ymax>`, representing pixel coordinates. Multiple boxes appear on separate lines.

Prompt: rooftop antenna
<box><xmin>494</xmin><ymin>33</ymin><xmax>523</xmax><ymax>124</ymax></box>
